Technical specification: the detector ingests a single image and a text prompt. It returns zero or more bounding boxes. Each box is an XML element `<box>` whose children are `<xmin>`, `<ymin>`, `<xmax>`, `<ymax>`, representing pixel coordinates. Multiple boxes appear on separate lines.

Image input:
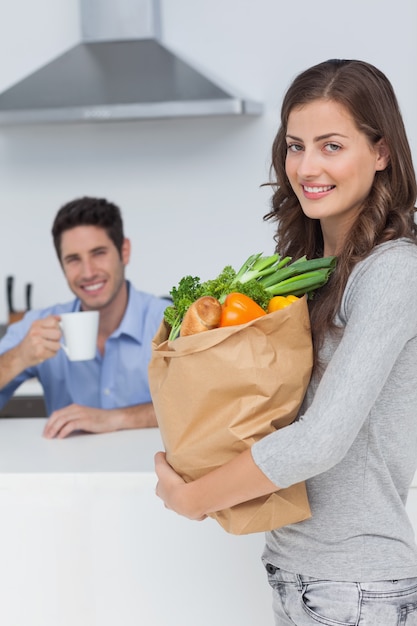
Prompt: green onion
<box><xmin>264</xmin><ymin>268</ymin><xmax>334</xmax><ymax>296</ymax></box>
<box><xmin>259</xmin><ymin>256</ymin><xmax>336</xmax><ymax>289</ymax></box>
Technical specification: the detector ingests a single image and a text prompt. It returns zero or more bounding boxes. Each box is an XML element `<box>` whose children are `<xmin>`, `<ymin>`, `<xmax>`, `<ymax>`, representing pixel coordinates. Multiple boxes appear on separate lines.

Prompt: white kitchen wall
<box><xmin>0</xmin><ymin>0</ymin><xmax>416</xmax><ymax>321</ymax></box>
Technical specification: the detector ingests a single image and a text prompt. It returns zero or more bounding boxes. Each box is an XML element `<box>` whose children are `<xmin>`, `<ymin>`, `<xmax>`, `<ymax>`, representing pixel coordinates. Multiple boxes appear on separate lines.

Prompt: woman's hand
<box><xmin>155</xmin><ymin>448</ymin><xmax>278</xmax><ymax>520</ymax></box>
<box><xmin>154</xmin><ymin>452</ymin><xmax>207</xmax><ymax>521</ymax></box>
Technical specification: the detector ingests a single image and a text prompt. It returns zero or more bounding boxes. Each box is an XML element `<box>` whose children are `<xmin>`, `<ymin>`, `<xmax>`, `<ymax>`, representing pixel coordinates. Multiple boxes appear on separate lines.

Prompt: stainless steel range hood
<box><xmin>0</xmin><ymin>0</ymin><xmax>262</xmax><ymax>125</ymax></box>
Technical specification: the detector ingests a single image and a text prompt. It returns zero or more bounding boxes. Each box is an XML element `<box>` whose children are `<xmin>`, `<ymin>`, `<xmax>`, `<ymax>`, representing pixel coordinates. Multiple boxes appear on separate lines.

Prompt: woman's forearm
<box><xmin>155</xmin><ymin>448</ymin><xmax>280</xmax><ymax>520</ymax></box>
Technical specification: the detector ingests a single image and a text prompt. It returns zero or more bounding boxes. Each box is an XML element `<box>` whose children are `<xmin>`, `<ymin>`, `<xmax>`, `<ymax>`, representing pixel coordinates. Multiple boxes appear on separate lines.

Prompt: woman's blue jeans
<box><xmin>264</xmin><ymin>563</ymin><xmax>417</xmax><ymax>625</ymax></box>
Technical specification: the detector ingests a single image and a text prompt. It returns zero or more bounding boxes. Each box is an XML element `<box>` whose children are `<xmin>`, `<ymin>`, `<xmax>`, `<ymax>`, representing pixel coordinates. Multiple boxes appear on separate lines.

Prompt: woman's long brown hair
<box><xmin>264</xmin><ymin>59</ymin><xmax>417</xmax><ymax>363</ymax></box>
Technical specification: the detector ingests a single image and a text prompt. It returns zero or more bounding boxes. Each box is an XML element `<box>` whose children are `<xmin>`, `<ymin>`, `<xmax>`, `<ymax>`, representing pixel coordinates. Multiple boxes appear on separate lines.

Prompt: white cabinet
<box><xmin>0</xmin><ymin>420</ymin><xmax>273</xmax><ymax>626</ymax></box>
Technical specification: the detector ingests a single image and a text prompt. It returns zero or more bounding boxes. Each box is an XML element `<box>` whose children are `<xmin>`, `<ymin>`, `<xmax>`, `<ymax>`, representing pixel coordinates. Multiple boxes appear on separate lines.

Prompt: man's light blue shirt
<box><xmin>0</xmin><ymin>282</ymin><xmax>168</xmax><ymax>415</ymax></box>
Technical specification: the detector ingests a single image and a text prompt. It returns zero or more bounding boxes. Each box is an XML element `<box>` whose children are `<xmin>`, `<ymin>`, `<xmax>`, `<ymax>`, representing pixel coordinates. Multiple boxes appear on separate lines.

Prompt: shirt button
<box><xmin>103</xmin><ymin>388</ymin><xmax>111</xmax><ymax>395</ymax></box>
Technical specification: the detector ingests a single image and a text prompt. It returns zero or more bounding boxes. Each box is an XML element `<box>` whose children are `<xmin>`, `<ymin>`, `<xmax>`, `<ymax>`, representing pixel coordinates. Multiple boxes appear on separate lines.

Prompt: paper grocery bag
<box><xmin>149</xmin><ymin>295</ymin><xmax>313</xmax><ymax>535</ymax></box>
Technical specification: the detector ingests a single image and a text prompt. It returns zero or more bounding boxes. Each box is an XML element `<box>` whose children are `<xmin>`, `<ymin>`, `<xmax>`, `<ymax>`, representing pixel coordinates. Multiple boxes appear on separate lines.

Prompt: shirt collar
<box><xmin>113</xmin><ymin>281</ymin><xmax>143</xmax><ymax>343</ymax></box>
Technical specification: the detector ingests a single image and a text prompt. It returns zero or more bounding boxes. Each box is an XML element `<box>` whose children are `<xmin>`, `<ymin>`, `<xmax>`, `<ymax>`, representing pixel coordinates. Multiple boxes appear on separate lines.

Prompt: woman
<box><xmin>155</xmin><ymin>59</ymin><xmax>417</xmax><ymax>624</ymax></box>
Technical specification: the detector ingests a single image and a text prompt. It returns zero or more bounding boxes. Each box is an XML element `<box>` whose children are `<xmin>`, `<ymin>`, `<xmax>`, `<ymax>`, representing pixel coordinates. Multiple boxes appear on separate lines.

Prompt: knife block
<box><xmin>8</xmin><ymin>311</ymin><xmax>25</xmax><ymax>325</ymax></box>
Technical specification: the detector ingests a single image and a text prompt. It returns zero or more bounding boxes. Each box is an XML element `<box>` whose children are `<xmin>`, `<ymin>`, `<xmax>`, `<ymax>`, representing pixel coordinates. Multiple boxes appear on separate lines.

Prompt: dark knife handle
<box><xmin>6</xmin><ymin>276</ymin><xmax>14</xmax><ymax>313</ymax></box>
<box><xmin>26</xmin><ymin>283</ymin><xmax>32</xmax><ymax>311</ymax></box>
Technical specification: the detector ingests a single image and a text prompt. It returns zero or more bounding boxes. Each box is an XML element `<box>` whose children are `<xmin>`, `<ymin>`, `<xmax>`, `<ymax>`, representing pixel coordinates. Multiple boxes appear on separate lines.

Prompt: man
<box><xmin>0</xmin><ymin>196</ymin><xmax>168</xmax><ymax>438</ymax></box>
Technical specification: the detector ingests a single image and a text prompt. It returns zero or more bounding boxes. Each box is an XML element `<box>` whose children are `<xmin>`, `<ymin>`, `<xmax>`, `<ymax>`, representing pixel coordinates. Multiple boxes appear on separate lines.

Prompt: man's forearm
<box><xmin>0</xmin><ymin>346</ymin><xmax>26</xmax><ymax>389</ymax></box>
<box><xmin>115</xmin><ymin>402</ymin><xmax>158</xmax><ymax>429</ymax></box>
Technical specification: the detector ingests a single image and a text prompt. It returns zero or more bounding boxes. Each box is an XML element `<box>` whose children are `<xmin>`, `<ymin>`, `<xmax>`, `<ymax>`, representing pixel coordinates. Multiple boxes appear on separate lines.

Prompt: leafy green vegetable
<box><xmin>197</xmin><ymin>264</ymin><xmax>269</xmax><ymax>308</ymax></box>
<box><xmin>164</xmin><ymin>275</ymin><xmax>203</xmax><ymax>341</ymax></box>
<box><xmin>199</xmin><ymin>265</ymin><xmax>237</xmax><ymax>302</ymax></box>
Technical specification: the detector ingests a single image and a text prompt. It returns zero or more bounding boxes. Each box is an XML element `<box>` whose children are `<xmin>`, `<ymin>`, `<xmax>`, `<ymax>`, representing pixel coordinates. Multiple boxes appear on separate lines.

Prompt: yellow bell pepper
<box><xmin>267</xmin><ymin>294</ymin><xmax>299</xmax><ymax>313</ymax></box>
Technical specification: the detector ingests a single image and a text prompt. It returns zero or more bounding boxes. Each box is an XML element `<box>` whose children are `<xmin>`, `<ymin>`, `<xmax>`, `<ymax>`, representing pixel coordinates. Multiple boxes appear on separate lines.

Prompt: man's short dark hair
<box><xmin>52</xmin><ymin>196</ymin><xmax>125</xmax><ymax>261</ymax></box>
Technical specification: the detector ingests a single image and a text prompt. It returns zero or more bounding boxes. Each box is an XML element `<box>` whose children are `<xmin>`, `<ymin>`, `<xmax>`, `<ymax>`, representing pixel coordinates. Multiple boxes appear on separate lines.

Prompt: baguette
<box><xmin>180</xmin><ymin>296</ymin><xmax>222</xmax><ymax>337</ymax></box>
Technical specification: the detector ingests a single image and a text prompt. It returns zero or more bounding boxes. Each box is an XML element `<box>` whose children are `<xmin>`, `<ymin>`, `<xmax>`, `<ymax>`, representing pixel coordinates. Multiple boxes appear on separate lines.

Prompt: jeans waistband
<box><xmin>265</xmin><ymin>563</ymin><xmax>306</xmax><ymax>588</ymax></box>
<box><xmin>264</xmin><ymin>563</ymin><xmax>417</xmax><ymax>592</ymax></box>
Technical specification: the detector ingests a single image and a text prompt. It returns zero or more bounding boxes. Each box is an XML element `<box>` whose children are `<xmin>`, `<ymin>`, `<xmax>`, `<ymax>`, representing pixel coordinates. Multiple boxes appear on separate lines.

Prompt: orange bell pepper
<box><xmin>219</xmin><ymin>292</ymin><xmax>266</xmax><ymax>327</ymax></box>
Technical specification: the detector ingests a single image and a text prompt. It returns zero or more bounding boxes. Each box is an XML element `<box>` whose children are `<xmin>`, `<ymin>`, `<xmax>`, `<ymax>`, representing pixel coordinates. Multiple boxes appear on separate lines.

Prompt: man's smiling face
<box><xmin>60</xmin><ymin>225</ymin><xmax>130</xmax><ymax>312</ymax></box>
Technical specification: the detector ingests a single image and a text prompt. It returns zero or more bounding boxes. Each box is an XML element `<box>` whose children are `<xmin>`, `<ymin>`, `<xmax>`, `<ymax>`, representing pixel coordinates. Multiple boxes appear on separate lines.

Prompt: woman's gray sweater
<box><xmin>251</xmin><ymin>239</ymin><xmax>417</xmax><ymax>581</ymax></box>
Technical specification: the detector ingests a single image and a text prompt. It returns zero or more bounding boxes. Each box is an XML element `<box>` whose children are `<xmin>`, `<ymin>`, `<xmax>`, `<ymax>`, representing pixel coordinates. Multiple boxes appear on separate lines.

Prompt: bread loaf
<box><xmin>179</xmin><ymin>296</ymin><xmax>222</xmax><ymax>337</ymax></box>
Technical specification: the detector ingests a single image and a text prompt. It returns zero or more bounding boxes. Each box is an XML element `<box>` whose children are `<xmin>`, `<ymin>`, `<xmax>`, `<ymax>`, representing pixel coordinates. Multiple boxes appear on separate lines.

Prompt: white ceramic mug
<box><xmin>60</xmin><ymin>311</ymin><xmax>99</xmax><ymax>361</ymax></box>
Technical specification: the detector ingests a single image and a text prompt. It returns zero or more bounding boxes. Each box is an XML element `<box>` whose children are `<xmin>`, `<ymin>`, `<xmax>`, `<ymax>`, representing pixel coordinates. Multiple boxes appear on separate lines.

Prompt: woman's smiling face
<box><xmin>285</xmin><ymin>98</ymin><xmax>389</xmax><ymax>253</ymax></box>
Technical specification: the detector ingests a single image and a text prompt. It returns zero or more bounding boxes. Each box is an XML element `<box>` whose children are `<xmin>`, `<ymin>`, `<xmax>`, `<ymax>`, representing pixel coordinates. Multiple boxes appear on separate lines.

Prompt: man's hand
<box><xmin>42</xmin><ymin>402</ymin><xmax>158</xmax><ymax>439</ymax></box>
<box><xmin>0</xmin><ymin>315</ymin><xmax>62</xmax><ymax>390</ymax></box>
<box><xmin>43</xmin><ymin>404</ymin><xmax>122</xmax><ymax>439</ymax></box>
<box><xmin>18</xmin><ymin>315</ymin><xmax>62</xmax><ymax>368</ymax></box>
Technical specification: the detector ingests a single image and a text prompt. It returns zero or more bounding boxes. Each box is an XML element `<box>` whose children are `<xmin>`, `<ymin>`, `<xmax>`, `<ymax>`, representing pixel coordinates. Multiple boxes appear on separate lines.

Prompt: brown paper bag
<box><xmin>149</xmin><ymin>295</ymin><xmax>313</xmax><ymax>534</ymax></box>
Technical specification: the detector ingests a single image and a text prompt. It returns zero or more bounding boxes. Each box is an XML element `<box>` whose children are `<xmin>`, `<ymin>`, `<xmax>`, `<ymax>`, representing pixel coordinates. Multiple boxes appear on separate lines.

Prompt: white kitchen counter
<box><xmin>0</xmin><ymin>418</ymin><xmax>159</xmax><ymax>473</ymax></box>
<box><xmin>0</xmin><ymin>419</ymin><xmax>273</xmax><ymax>626</ymax></box>
<box><xmin>13</xmin><ymin>378</ymin><xmax>44</xmax><ymax>397</ymax></box>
